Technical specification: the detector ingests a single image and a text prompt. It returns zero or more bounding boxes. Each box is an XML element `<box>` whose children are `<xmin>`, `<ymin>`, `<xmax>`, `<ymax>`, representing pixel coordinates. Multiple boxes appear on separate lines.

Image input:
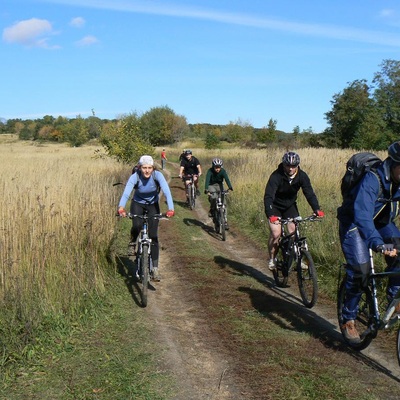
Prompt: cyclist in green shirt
<box><xmin>204</xmin><ymin>158</ymin><xmax>233</xmax><ymax>228</ymax></box>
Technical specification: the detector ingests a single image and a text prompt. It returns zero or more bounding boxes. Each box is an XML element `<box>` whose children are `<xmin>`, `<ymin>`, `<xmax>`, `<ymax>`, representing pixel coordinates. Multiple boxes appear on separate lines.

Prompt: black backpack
<box><xmin>340</xmin><ymin>152</ymin><xmax>382</xmax><ymax>202</ymax></box>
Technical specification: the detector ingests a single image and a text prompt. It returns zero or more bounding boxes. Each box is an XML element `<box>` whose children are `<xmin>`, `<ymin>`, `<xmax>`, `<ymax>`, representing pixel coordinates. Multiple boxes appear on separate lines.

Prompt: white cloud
<box><xmin>75</xmin><ymin>35</ymin><xmax>99</xmax><ymax>46</ymax></box>
<box><xmin>70</xmin><ymin>17</ymin><xmax>86</xmax><ymax>28</ymax></box>
<box><xmin>2</xmin><ymin>18</ymin><xmax>59</xmax><ymax>48</ymax></box>
<box><xmin>380</xmin><ymin>9</ymin><xmax>395</xmax><ymax>18</ymax></box>
<box><xmin>36</xmin><ymin>0</ymin><xmax>400</xmax><ymax>47</ymax></box>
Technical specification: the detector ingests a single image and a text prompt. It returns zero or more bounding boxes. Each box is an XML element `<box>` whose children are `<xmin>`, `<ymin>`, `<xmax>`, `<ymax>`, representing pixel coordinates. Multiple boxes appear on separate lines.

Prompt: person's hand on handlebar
<box><xmin>165</xmin><ymin>210</ymin><xmax>175</xmax><ymax>218</ymax></box>
<box><xmin>376</xmin><ymin>244</ymin><xmax>397</xmax><ymax>257</ymax></box>
<box><xmin>269</xmin><ymin>216</ymin><xmax>280</xmax><ymax>224</ymax></box>
<box><xmin>118</xmin><ymin>206</ymin><xmax>127</xmax><ymax>217</ymax></box>
<box><xmin>314</xmin><ymin>210</ymin><xmax>325</xmax><ymax>218</ymax></box>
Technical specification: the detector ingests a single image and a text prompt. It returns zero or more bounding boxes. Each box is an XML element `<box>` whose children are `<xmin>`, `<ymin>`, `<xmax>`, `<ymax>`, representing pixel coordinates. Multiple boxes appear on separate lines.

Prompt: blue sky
<box><xmin>1</xmin><ymin>0</ymin><xmax>400</xmax><ymax>133</ymax></box>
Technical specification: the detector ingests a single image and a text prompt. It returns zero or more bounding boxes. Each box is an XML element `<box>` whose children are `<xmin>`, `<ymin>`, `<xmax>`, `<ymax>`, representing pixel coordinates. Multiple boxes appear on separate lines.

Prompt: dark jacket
<box><xmin>264</xmin><ymin>163</ymin><xmax>320</xmax><ymax>217</ymax></box>
<box><xmin>180</xmin><ymin>156</ymin><xmax>200</xmax><ymax>175</ymax></box>
<box><xmin>337</xmin><ymin>159</ymin><xmax>400</xmax><ymax>250</ymax></box>
<box><xmin>205</xmin><ymin>167</ymin><xmax>233</xmax><ymax>191</ymax></box>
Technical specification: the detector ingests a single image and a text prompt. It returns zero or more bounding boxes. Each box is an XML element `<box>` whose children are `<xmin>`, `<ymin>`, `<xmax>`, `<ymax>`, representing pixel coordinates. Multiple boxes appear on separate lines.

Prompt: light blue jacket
<box><xmin>118</xmin><ymin>170</ymin><xmax>174</xmax><ymax>210</ymax></box>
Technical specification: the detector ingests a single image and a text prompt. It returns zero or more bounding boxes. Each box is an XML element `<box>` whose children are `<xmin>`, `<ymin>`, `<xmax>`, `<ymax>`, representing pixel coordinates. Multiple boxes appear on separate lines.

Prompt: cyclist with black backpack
<box><xmin>118</xmin><ymin>155</ymin><xmax>175</xmax><ymax>281</ymax></box>
<box><xmin>337</xmin><ymin>141</ymin><xmax>400</xmax><ymax>344</ymax></box>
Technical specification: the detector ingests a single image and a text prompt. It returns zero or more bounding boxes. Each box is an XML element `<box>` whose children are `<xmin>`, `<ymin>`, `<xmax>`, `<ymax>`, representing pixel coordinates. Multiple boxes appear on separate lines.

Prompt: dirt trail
<box><xmin>139</xmin><ymin>164</ymin><xmax>400</xmax><ymax>399</ymax></box>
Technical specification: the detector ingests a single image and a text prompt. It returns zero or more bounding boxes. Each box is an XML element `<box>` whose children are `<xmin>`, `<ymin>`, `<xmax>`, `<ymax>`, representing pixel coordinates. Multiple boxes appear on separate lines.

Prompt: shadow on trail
<box><xmin>115</xmin><ymin>254</ymin><xmax>156</xmax><ymax>308</ymax></box>
<box><xmin>183</xmin><ymin>217</ymin><xmax>222</xmax><ymax>240</ymax></box>
<box><xmin>214</xmin><ymin>255</ymin><xmax>400</xmax><ymax>383</ymax></box>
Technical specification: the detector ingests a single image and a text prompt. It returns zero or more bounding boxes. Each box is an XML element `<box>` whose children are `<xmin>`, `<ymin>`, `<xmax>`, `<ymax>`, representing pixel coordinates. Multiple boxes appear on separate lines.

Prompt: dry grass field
<box><xmin>0</xmin><ymin>137</ymin><xmax>127</xmax><ymax>326</ymax></box>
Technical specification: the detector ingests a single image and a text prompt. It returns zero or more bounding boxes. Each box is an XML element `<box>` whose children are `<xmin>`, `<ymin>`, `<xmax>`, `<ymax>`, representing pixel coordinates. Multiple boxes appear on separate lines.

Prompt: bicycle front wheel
<box><xmin>337</xmin><ymin>276</ymin><xmax>375</xmax><ymax>350</ymax></box>
<box><xmin>191</xmin><ymin>185</ymin><xmax>196</xmax><ymax>209</ymax></box>
<box><xmin>219</xmin><ymin>208</ymin><xmax>226</xmax><ymax>241</ymax></box>
<box><xmin>140</xmin><ymin>245</ymin><xmax>149</xmax><ymax>307</ymax></box>
<box><xmin>396</xmin><ymin>327</ymin><xmax>400</xmax><ymax>366</ymax></box>
<box><xmin>273</xmin><ymin>244</ymin><xmax>289</xmax><ymax>287</ymax></box>
<box><xmin>297</xmin><ymin>250</ymin><xmax>318</xmax><ymax>308</ymax></box>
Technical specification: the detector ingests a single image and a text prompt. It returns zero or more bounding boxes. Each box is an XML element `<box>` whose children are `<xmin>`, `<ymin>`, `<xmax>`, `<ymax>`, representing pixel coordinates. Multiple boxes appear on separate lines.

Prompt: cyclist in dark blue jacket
<box><xmin>338</xmin><ymin>141</ymin><xmax>400</xmax><ymax>344</ymax></box>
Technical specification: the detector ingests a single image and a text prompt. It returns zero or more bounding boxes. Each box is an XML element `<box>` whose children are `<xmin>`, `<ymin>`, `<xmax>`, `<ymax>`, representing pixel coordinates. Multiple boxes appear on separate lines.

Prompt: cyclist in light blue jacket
<box><xmin>118</xmin><ymin>155</ymin><xmax>174</xmax><ymax>281</ymax></box>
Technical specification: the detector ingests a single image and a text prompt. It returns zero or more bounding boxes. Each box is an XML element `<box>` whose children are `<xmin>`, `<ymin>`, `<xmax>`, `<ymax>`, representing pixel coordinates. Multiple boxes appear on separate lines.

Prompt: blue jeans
<box><xmin>339</xmin><ymin>222</ymin><xmax>400</xmax><ymax>321</ymax></box>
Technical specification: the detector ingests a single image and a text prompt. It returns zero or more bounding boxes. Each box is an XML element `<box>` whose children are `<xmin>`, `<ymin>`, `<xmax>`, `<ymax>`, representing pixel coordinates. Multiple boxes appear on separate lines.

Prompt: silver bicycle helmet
<box><xmin>184</xmin><ymin>149</ymin><xmax>192</xmax><ymax>155</ymax></box>
<box><xmin>388</xmin><ymin>141</ymin><xmax>400</xmax><ymax>163</ymax></box>
<box><xmin>212</xmin><ymin>158</ymin><xmax>223</xmax><ymax>167</ymax></box>
<box><xmin>282</xmin><ymin>151</ymin><xmax>300</xmax><ymax>167</ymax></box>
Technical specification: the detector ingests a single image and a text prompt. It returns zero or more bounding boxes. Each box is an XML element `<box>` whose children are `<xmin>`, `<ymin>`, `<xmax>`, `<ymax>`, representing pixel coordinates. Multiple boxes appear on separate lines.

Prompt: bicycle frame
<box><xmin>213</xmin><ymin>189</ymin><xmax>229</xmax><ymax>241</ymax></box>
<box><xmin>338</xmin><ymin>247</ymin><xmax>400</xmax><ymax>352</ymax></box>
<box><xmin>127</xmin><ymin>212</ymin><xmax>163</xmax><ymax>307</ymax></box>
<box><xmin>183</xmin><ymin>174</ymin><xmax>196</xmax><ymax>209</ymax></box>
<box><xmin>279</xmin><ymin>216</ymin><xmax>311</xmax><ymax>271</ymax></box>
<box><xmin>273</xmin><ymin>215</ymin><xmax>319</xmax><ymax>308</ymax></box>
<box><xmin>363</xmin><ymin>249</ymin><xmax>400</xmax><ymax>331</ymax></box>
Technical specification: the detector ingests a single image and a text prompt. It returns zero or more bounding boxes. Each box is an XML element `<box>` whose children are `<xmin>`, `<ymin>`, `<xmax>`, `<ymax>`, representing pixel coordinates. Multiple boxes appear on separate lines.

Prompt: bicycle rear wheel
<box><xmin>140</xmin><ymin>244</ymin><xmax>149</xmax><ymax>307</ymax></box>
<box><xmin>273</xmin><ymin>244</ymin><xmax>290</xmax><ymax>287</ymax></box>
<box><xmin>337</xmin><ymin>276</ymin><xmax>375</xmax><ymax>350</ymax></box>
<box><xmin>297</xmin><ymin>250</ymin><xmax>318</xmax><ymax>308</ymax></box>
<box><xmin>396</xmin><ymin>327</ymin><xmax>400</xmax><ymax>366</ymax></box>
<box><xmin>219</xmin><ymin>208</ymin><xmax>226</xmax><ymax>241</ymax></box>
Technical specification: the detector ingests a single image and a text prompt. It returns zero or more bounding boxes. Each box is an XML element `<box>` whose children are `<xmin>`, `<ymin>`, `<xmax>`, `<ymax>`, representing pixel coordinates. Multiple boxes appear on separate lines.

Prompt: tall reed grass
<box><xmin>0</xmin><ymin>139</ymin><xmax>128</xmax><ymax>346</ymax></box>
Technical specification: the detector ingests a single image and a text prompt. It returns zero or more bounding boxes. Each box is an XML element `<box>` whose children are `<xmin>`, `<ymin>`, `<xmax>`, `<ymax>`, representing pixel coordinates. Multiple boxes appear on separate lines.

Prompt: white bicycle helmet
<box><xmin>212</xmin><ymin>158</ymin><xmax>223</xmax><ymax>167</ymax></box>
<box><xmin>282</xmin><ymin>151</ymin><xmax>300</xmax><ymax>167</ymax></box>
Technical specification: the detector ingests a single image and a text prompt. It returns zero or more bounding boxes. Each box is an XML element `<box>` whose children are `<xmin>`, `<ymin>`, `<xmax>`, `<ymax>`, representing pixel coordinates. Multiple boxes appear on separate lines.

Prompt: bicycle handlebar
<box><xmin>127</xmin><ymin>213</ymin><xmax>168</xmax><ymax>220</ymax></box>
<box><xmin>116</xmin><ymin>213</ymin><xmax>169</xmax><ymax>220</ymax></box>
<box><xmin>278</xmin><ymin>215</ymin><xmax>320</xmax><ymax>225</ymax></box>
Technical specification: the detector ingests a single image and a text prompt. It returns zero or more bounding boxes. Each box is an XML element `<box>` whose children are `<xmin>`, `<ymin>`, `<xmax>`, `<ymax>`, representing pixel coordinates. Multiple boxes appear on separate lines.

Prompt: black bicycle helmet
<box><xmin>388</xmin><ymin>141</ymin><xmax>400</xmax><ymax>163</ymax></box>
<box><xmin>184</xmin><ymin>149</ymin><xmax>192</xmax><ymax>155</ymax></box>
<box><xmin>282</xmin><ymin>151</ymin><xmax>300</xmax><ymax>167</ymax></box>
<box><xmin>212</xmin><ymin>158</ymin><xmax>223</xmax><ymax>167</ymax></box>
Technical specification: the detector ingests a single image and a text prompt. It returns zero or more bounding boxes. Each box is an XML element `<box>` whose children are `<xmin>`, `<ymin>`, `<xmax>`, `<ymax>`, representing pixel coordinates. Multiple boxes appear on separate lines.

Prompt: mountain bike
<box><xmin>127</xmin><ymin>211</ymin><xmax>165</xmax><ymax>307</ymax></box>
<box><xmin>211</xmin><ymin>189</ymin><xmax>229</xmax><ymax>241</ymax></box>
<box><xmin>337</xmin><ymin>247</ymin><xmax>400</xmax><ymax>357</ymax></box>
<box><xmin>273</xmin><ymin>215</ymin><xmax>319</xmax><ymax>308</ymax></box>
<box><xmin>183</xmin><ymin>174</ymin><xmax>196</xmax><ymax>210</ymax></box>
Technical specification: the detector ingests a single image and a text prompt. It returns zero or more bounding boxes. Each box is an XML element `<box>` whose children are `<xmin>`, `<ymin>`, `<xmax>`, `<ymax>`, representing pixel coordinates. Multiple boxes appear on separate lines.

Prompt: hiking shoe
<box><xmin>196</xmin><ymin>189</ymin><xmax>201</xmax><ymax>196</ymax></box>
<box><xmin>268</xmin><ymin>259</ymin><xmax>276</xmax><ymax>271</ymax></box>
<box><xmin>152</xmin><ymin>267</ymin><xmax>161</xmax><ymax>282</ymax></box>
<box><xmin>300</xmin><ymin>261</ymin><xmax>308</xmax><ymax>271</ymax></box>
<box><xmin>127</xmin><ymin>242</ymin><xmax>136</xmax><ymax>256</ymax></box>
<box><xmin>341</xmin><ymin>320</ymin><xmax>361</xmax><ymax>344</ymax></box>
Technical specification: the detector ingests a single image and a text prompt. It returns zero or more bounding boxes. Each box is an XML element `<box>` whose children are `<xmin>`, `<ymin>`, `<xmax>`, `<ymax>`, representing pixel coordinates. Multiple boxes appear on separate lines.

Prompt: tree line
<box><xmin>1</xmin><ymin>59</ymin><xmax>399</xmax><ymax>162</ymax></box>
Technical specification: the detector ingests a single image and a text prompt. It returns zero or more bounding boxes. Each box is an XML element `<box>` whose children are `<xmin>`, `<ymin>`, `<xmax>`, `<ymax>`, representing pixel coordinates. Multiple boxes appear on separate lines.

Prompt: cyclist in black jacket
<box><xmin>264</xmin><ymin>151</ymin><xmax>324</xmax><ymax>271</ymax></box>
<box><xmin>204</xmin><ymin>158</ymin><xmax>233</xmax><ymax>228</ymax></box>
<box><xmin>179</xmin><ymin>149</ymin><xmax>202</xmax><ymax>198</ymax></box>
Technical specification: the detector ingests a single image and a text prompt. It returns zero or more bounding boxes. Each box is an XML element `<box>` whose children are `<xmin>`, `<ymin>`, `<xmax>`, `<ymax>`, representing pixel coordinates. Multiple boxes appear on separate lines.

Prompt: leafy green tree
<box><xmin>223</xmin><ymin>118</ymin><xmax>253</xmax><ymax>143</ymax></box>
<box><xmin>100</xmin><ymin>113</ymin><xmax>154</xmax><ymax>164</ymax></box>
<box><xmin>256</xmin><ymin>118</ymin><xmax>277</xmax><ymax>144</ymax></box>
<box><xmin>139</xmin><ymin>106</ymin><xmax>189</xmax><ymax>145</ymax></box>
<box><xmin>204</xmin><ymin>130</ymin><xmax>220</xmax><ymax>149</ymax></box>
<box><xmin>373</xmin><ymin>59</ymin><xmax>400</xmax><ymax>135</ymax></box>
<box><xmin>324</xmin><ymin>79</ymin><xmax>376</xmax><ymax>148</ymax></box>
<box><xmin>60</xmin><ymin>116</ymin><xmax>89</xmax><ymax>147</ymax></box>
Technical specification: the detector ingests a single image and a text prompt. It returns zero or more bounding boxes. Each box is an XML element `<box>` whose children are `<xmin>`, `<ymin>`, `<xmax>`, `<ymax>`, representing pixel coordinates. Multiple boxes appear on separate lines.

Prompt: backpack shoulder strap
<box><xmin>134</xmin><ymin>170</ymin><xmax>161</xmax><ymax>193</ymax></box>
